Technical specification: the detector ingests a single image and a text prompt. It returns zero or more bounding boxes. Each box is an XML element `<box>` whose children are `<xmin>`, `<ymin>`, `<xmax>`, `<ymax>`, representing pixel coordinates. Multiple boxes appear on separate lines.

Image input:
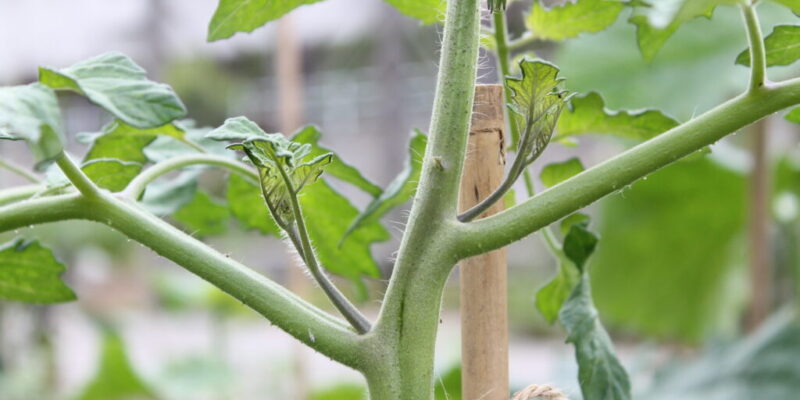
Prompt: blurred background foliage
<box><xmin>0</xmin><ymin>0</ymin><xmax>800</xmax><ymax>399</ymax></box>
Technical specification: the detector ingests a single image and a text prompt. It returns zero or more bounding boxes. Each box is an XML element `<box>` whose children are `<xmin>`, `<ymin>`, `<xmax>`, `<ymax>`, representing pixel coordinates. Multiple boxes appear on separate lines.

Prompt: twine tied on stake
<box><xmin>511</xmin><ymin>384</ymin><xmax>569</xmax><ymax>400</ymax></box>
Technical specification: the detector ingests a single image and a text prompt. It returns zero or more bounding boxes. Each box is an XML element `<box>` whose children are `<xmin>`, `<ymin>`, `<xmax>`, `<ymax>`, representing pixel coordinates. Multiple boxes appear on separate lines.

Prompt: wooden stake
<box><xmin>459</xmin><ymin>84</ymin><xmax>508</xmax><ymax>400</ymax></box>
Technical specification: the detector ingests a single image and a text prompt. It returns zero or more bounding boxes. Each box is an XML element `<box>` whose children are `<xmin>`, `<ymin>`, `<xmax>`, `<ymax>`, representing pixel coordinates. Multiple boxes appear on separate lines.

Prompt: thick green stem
<box><xmin>0</xmin><ymin>192</ymin><xmax>366</xmax><ymax>369</ymax></box>
<box><xmin>742</xmin><ymin>3</ymin><xmax>767</xmax><ymax>91</ymax></box>
<box><xmin>55</xmin><ymin>152</ymin><xmax>100</xmax><ymax>197</ymax></box>
<box><xmin>0</xmin><ymin>159</ymin><xmax>39</xmax><ymax>183</ymax></box>
<box><xmin>370</xmin><ymin>0</ymin><xmax>481</xmax><ymax>396</ymax></box>
<box><xmin>456</xmin><ymin>78</ymin><xmax>800</xmax><ymax>258</ymax></box>
<box><xmin>124</xmin><ymin>154</ymin><xmax>257</xmax><ymax>199</ymax></box>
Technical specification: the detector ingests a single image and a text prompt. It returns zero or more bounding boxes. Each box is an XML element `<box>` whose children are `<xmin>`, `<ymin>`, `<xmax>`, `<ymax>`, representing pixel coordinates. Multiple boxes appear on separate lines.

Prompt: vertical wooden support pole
<box><xmin>459</xmin><ymin>84</ymin><xmax>508</xmax><ymax>400</ymax></box>
<box><xmin>275</xmin><ymin>16</ymin><xmax>310</xmax><ymax>400</ymax></box>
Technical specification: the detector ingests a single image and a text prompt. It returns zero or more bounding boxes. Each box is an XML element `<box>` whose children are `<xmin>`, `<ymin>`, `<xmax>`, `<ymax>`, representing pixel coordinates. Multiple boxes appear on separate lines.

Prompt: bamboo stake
<box><xmin>459</xmin><ymin>84</ymin><xmax>508</xmax><ymax>400</ymax></box>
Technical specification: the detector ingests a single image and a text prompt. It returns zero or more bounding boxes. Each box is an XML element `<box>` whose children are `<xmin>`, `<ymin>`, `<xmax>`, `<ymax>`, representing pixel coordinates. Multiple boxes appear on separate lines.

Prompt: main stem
<box><xmin>368</xmin><ymin>0</ymin><xmax>481</xmax><ymax>397</ymax></box>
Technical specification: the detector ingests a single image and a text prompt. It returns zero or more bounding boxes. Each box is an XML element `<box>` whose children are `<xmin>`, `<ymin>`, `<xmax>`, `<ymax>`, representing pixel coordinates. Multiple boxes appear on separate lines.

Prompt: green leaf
<box><xmin>535</xmin><ymin>254</ymin><xmax>580</xmax><ymax>324</ymax></box>
<box><xmin>771</xmin><ymin>0</ymin><xmax>800</xmax><ymax>15</ymax></box>
<box><xmin>292</xmin><ymin>125</ymin><xmax>382</xmax><ymax>197</ymax></box>
<box><xmin>83</xmin><ymin>120</ymin><xmax>196</xmax><ymax>191</ymax></box>
<box><xmin>226</xmin><ymin>174</ymin><xmax>281</xmax><ymax>236</ymax></box>
<box><xmin>208</xmin><ymin>0</ymin><xmax>443</xmax><ymax>41</ymax></box>
<box><xmin>628</xmin><ymin>0</ymin><xmax>739</xmax><ymax>61</ymax></box>
<box><xmin>78</xmin><ymin>329</ymin><xmax>158</xmax><ymax>400</ymax></box>
<box><xmin>556</xmin><ymin>92</ymin><xmax>679</xmax><ymax>142</ymax></box>
<box><xmin>591</xmin><ymin>158</ymin><xmax>746</xmax><ymax>341</ymax></box>
<box><xmin>560</xmin><ymin>275</ymin><xmax>631</xmax><ymax>400</ymax></box>
<box><xmin>786</xmin><ymin>107</ymin><xmax>800</xmax><ymax>124</ymax></box>
<box><xmin>563</xmin><ymin>222</ymin><xmax>599</xmax><ymax>272</ymax></box>
<box><xmin>342</xmin><ymin>130</ymin><xmax>426</xmax><ymax>241</ymax></box>
<box><xmin>39</xmin><ymin>52</ymin><xmax>186</xmax><ymax>128</ymax></box>
<box><xmin>301</xmin><ymin>180</ymin><xmax>389</xmax><ymax>280</ymax></box>
<box><xmin>0</xmin><ymin>84</ymin><xmax>64</xmax><ymax>167</ymax></box>
<box><xmin>526</xmin><ymin>0</ymin><xmax>626</xmax><ymax>41</ymax></box>
<box><xmin>173</xmin><ymin>190</ymin><xmax>231</xmax><ymax>237</ymax></box>
<box><xmin>736</xmin><ymin>25</ymin><xmax>800</xmax><ymax>67</ymax></box>
<box><xmin>383</xmin><ymin>0</ymin><xmax>445</xmax><ymax>23</ymax></box>
<box><xmin>506</xmin><ymin>59</ymin><xmax>569</xmax><ymax>159</ymax></box>
<box><xmin>0</xmin><ymin>238</ymin><xmax>75</xmax><ymax>304</ymax></box>
<box><xmin>81</xmin><ymin>159</ymin><xmax>143</xmax><ymax>192</ymax></box>
<box><xmin>560</xmin><ymin>212</ymin><xmax>591</xmax><ymax>235</ymax></box>
<box><xmin>628</xmin><ymin>14</ymin><xmax>680</xmax><ymax>62</ymax></box>
<box><xmin>208</xmin><ymin>0</ymin><xmax>325</xmax><ymax>41</ymax></box>
<box><xmin>540</xmin><ymin>158</ymin><xmax>585</xmax><ymax>188</ymax></box>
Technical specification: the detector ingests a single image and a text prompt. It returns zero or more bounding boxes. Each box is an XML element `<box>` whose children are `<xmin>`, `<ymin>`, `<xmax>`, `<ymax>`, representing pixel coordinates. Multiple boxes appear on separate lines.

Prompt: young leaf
<box><xmin>209</xmin><ymin>116</ymin><xmax>331</xmax><ymax>225</ymax></box>
<box><xmin>506</xmin><ymin>59</ymin><xmax>568</xmax><ymax>159</ymax></box>
<box><xmin>0</xmin><ymin>238</ymin><xmax>75</xmax><ymax>303</ymax></box>
<box><xmin>292</xmin><ymin>126</ymin><xmax>382</xmax><ymax>197</ymax></box>
<box><xmin>173</xmin><ymin>190</ymin><xmax>231</xmax><ymax>237</ymax></box>
<box><xmin>226</xmin><ymin>174</ymin><xmax>281</xmax><ymax>236</ymax></box>
<box><xmin>540</xmin><ymin>158</ymin><xmax>585</xmax><ymax>188</ymax></box>
<box><xmin>526</xmin><ymin>0</ymin><xmax>625</xmax><ymax>41</ymax></box>
<box><xmin>78</xmin><ymin>329</ymin><xmax>158</xmax><ymax>400</ymax></box>
<box><xmin>0</xmin><ymin>83</ymin><xmax>64</xmax><ymax>167</ymax></box>
<box><xmin>342</xmin><ymin>130</ymin><xmax>426</xmax><ymax>241</ymax></box>
<box><xmin>556</xmin><ymin>92</ymin><xmax>679</xmax><ymax>142</ymax></box>
<box><xmin>736</xmin><ymin>25</ymin><xmax>800</xmax><ymax>67</ymax></box>
<box><xmin>39</xmin><ymin>52</ymin><xmax>186</xmax><ymax>128</ymax></box>
<box><xmin>210</xmin><ymin>117</ymin><xmax>387</xmax><ymax>280</ymax></box>
<box><xmin>208</xmin><ymin>0</ymin><xmax>443</xmax><ymax>41</ymax></box>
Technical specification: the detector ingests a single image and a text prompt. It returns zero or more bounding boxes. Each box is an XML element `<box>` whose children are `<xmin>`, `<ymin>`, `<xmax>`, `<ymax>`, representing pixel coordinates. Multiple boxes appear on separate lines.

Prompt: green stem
<box><xmin>0</xmin><ymin>192</ymin><xmax>366</xmax><ymax>368</ymax></box>
<box><xmin>492</xmin><ymin>10</ymin><xmax>523</xmax><ymax>150</ymax></box>
<box><xmin>276</xmin><ymin>163</ymin><xmax>372</xmax><ymax>334</ymax></box>
<box><xmin>742</xmin><ymin>3</ymin><xmax>767</xmax><ymax>91</ymax></box>
<box><xmin>455</xmin><ymin>77</ymin><xmax>800</xmax><ymax>258</ymax></box>
<box><xmin>508</xmin><ymin>33</ymin><xmax>537</xmax><ymax>52</ymax></box>
<box><xmin>0</xmin><ymin>185</ymin><xmax>42</xmax><ymax>206</ymax></box>
<box><xmin>370</xmin><ymin>0</ymin><xmax>481</xmax><ymax>396</ymax></box>
<box><xmin>0</xmin><ymin>159</ymin><xmax>39</xmax><ymax>183</ymax></box>
<box><xmin>492</xmin><ymin>11</ymin><xmax>511</xmax><ymax>82</ymax></box>
<box><xmin>55</xmin><ymin>152</ymin><xmax>100</xmax><ymax>197</ymax></box>
<box><xmin>124</xmin><ymin>154</ymin><xmax>257</xmax><ymax>199</ymax></box>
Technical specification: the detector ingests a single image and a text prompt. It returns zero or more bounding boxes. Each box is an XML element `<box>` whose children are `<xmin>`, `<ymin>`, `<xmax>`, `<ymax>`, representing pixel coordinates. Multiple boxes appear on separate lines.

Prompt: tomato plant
<box><xmin>1</xmin><ymin>0</ymin><xmax>800</xmax><ymax>399</ymax></box>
